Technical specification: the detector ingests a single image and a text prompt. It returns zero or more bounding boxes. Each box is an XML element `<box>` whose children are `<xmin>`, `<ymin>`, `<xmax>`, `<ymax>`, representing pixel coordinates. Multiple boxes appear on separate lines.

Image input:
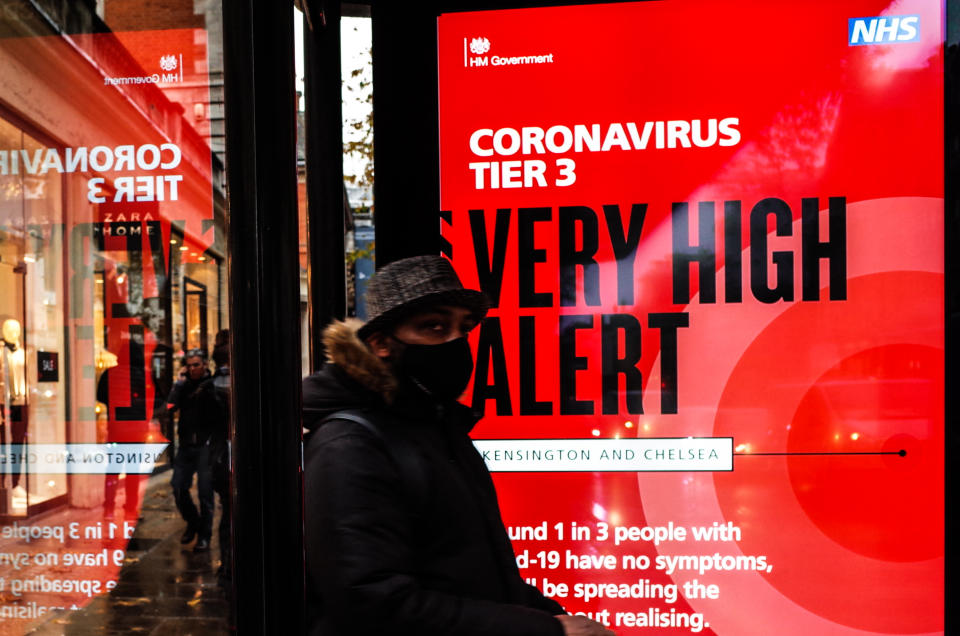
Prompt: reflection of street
<box><xmin>18</xmin><ymin>470</ymin><xmax>229</xmax><ymax>635</ymax></box>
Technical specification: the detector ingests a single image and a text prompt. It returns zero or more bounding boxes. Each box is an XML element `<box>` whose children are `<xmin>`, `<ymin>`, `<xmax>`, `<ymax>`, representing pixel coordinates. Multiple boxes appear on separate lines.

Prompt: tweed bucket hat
<box><xmin>357</xmin><ymin>255</ymin><xmax>489</xmax><ymax>340</ymax></box>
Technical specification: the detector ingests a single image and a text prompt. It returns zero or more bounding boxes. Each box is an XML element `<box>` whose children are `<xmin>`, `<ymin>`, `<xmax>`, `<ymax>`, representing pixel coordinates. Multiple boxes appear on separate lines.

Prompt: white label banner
<box><xmin>0</xmin><ymin>444</ymin><xmax>168</xmax><ymax>474</ymax></box>
<box><xmin>474</xmin><ymin>438</ymin><xmax>733</xmax><ymax>472</ymax></box>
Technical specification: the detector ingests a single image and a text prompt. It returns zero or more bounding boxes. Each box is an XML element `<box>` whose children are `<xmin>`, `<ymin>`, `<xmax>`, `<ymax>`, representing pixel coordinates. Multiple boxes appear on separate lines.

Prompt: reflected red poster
<box><xmin>438</xmin><ymin>2</ymin><xmax>944</xmax><ymax>634</ymax></box>
<box><xmin>0</xmin><ymin>25</ymin><xmax>214</xmax><ymax>630</ymax></box>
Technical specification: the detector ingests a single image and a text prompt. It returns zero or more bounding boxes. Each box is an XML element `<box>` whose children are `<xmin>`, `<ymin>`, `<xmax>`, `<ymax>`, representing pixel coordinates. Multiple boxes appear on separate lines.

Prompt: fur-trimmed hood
<box><xmin>301</xmin><ymin>319</ymin><xmax>397</xmax><ymax>433</ymax></box>
<box><xmin>303</xmin><ymin>318</ymin><xmax>482</xmax><ymax>435</ymax></box>
<box><xmin>322</xmin><ymin>319</ymin><xmax>397</xmax><ymax>399</ymax></box>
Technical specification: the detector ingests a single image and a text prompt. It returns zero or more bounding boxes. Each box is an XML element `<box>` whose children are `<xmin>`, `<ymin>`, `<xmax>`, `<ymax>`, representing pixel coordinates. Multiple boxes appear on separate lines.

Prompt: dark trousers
<box><xmin>171</xmin><ymin>443</ymin><xmax>214</xmax><ymax>540</ymax></box>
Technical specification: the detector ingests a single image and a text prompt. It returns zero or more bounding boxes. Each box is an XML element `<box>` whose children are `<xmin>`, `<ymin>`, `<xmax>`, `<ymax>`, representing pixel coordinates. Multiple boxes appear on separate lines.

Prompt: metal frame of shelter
<box><xmin>222</xmin><ymin>1</ymin><xmax>957</xmax><ymax>633</ymax></box>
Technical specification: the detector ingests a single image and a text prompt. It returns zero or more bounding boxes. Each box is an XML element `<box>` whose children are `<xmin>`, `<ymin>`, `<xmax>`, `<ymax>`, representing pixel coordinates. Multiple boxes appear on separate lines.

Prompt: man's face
<box><xmin>184</xmin><ymin>355</ymin><xmax>206</xmax><ymax>380</ymax></box>
<box><xmin>367</xmin><ymin>305</ymin><xmax>478</xmax><ymax>359</ymax></box>
<box><xmin>392</xmin><ymin>305</ymin><xmax>478</xmax><ymax>346</ymax></box>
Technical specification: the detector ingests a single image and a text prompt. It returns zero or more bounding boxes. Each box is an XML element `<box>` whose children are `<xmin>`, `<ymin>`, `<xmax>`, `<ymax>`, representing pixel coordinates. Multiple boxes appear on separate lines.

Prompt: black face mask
<box><xmin>394</xmin><ymin>336</ymin><xmax>474</xmax><ymax>400</ymax></box>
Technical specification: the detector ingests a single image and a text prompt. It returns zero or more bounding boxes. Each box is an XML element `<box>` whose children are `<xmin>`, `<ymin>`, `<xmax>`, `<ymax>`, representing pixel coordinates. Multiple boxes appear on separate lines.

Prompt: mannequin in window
<box><xmin>1</xmin><ymin>318</ymin><xmax>28</xmax><ymax>500</ymax></box>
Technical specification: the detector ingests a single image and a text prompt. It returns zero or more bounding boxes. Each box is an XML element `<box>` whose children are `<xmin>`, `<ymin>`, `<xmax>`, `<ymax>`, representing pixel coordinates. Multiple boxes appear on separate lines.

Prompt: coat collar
<box><xmin>322</xmin><ymin>319</ymin><xmax>481</xmax><ymax>433</ymax></box>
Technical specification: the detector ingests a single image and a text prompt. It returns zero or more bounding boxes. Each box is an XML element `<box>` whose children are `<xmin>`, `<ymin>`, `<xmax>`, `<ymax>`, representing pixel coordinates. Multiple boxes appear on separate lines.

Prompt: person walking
<box><xmin>207</xmin><ymin>331</ymin><xmax>232</xmax><ymax>582</ymax></box>
<box><xmin>303</xmin><ymin>255</ymin><xmax>614</xmax><ymax>636</ymax></box>
<box><xmin>165</xmin><ymin>348</ymin><xmax>217</xmax><ymax>552</ymax></box>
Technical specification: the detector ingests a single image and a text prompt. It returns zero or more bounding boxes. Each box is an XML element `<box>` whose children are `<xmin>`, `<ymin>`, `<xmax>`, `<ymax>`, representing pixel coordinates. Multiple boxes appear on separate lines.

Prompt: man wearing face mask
<box><xmin>302</xmin><ymin>255</ymin><xmax>614</xmax><ymax>636</ymax></box>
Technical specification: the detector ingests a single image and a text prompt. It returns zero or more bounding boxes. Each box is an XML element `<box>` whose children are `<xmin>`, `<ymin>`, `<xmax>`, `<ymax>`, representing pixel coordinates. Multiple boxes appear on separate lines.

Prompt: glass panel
<box><xmin>295</xmin><ymin>6</ymin><xmax>310</xmax><ymax>376</ymax></box>
<box><xmin>296</xmin><ymin>8</ymin><xmax>374</xmax><ymax>375</ymax></box>
<box><xmin>342</xmin><ymin>15</ymin><xmax>374</xmax><ymax>320</ymax></box>
<box><xmin>0</xmin><ymin>2</ymin><xmax>229</xmax><ymax>631</ymax></box>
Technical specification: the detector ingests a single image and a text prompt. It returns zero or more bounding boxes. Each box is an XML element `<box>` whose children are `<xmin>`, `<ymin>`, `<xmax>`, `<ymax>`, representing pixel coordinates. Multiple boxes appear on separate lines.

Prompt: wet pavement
<box><xmin>21</xmin><ymin>471</ymin><xmax>232</xmax><ymax>635</ymax></box>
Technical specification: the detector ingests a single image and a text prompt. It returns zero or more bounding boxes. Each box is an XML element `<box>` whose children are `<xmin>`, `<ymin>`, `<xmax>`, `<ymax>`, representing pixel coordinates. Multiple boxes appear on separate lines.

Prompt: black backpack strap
<box><xmin>323</xmin><ymin>410</ymin><xmax>383</xmax><ymax>440</ymax></box>
<box><xmin>315</xmin><ymin>409</ymin><xmax>428</xmax><ymax>507</ymax></box>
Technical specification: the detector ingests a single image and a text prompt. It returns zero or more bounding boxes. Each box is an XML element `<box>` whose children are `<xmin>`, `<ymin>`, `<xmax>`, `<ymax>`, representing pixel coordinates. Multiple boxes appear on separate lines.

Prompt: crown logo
<box><xmin>469</xmin><ymin>37</ymin><xmax>490</xmax><ymax>55</ymax></box>
<box><xmin>159</xmin><ymin>55</ymin><xmax>178</xmax><ymax>72</ymax></box>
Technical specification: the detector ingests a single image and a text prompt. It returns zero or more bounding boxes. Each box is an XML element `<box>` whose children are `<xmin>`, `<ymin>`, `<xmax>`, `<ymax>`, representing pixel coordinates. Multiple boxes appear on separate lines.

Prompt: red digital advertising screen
<box><xmin>438</xmin><ymin>1</ymin><xmax>944</xmax><ymax>634</ymax></box>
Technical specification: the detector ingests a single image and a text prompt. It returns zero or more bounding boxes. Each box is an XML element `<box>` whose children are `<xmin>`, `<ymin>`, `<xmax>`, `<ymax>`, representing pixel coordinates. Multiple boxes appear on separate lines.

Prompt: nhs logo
<box><xmin>848</xmin><ymin>15</ymin><xmax>920</xmax><ymax>45</ymax></box>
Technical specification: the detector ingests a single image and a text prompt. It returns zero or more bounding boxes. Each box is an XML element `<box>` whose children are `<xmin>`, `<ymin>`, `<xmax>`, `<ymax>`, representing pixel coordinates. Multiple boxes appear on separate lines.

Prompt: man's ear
<box><xmin>365</xmin><ymin>332</ymin><xmax>392</xmax><ymax>359</ymax></box>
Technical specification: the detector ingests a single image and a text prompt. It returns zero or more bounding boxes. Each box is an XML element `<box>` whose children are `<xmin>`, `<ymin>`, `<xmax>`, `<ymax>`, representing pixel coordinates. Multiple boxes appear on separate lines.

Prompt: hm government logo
<box><xmin>159</xmin><ymin>54</ymin><xmax>178</xmax><ymax>72</ymax></box>
<box><xmin>103</xmin><ymin>52</ymin><xmax>183</xmax><ymax>86</ymax></box>
<box><xmin>463</xmin><ymin>36</ymin><xmax>555</xmax><ymax>69</ymax></box>
<box><xmin>469</xmin><ymin>37</ymin><xmax>490</xmax><ymax>55</ymax></box>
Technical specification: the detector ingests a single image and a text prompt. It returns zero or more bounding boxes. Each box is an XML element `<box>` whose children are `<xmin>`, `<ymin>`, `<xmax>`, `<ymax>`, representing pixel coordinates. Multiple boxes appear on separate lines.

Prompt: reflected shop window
<box><xmin>0</xmin><ymin>1</ymin><xmax>228</xmax><ymax>632</ymax></box>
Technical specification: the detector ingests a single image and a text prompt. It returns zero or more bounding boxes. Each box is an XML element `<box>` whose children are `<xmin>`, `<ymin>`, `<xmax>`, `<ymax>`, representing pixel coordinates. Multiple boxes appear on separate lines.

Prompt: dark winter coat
<box><xmin>303</xmin><ymin>319</ymin><xmax>565</xmax><ymax>636</ymax></box>
<box><xmin>164</xmin><ymin>370</ymin><xmax>216</xmax><ymax>446</ymax></box>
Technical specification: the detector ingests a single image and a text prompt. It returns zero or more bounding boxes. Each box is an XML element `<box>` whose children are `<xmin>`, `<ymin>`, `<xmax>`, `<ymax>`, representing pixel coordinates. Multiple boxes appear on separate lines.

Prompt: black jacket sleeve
<box><xmin>523</xmin><ymin>581</ymin><xmax>567</xmax><ymax>616</ymax></box>
<box><xmin>304</xmin><ymin>422</ymin><xmax>565</xmax><ymax>636</ymax></box>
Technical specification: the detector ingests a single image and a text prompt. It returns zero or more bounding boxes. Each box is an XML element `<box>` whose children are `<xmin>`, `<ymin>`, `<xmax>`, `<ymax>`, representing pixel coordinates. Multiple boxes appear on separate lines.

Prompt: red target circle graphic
<box><xmin>637</xmin><ymin>198</ymin><xmax>943</xmax><ymax>635</ymax></box>
<box><xmin>713</xmin><ymin>272</ymin><xmax>943</xmax><ymax>633</ymax></box>
<box><xmin>787</xmin><ymin>344</ymin><xmax>943</xmax><ymax>564</ymax></box>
